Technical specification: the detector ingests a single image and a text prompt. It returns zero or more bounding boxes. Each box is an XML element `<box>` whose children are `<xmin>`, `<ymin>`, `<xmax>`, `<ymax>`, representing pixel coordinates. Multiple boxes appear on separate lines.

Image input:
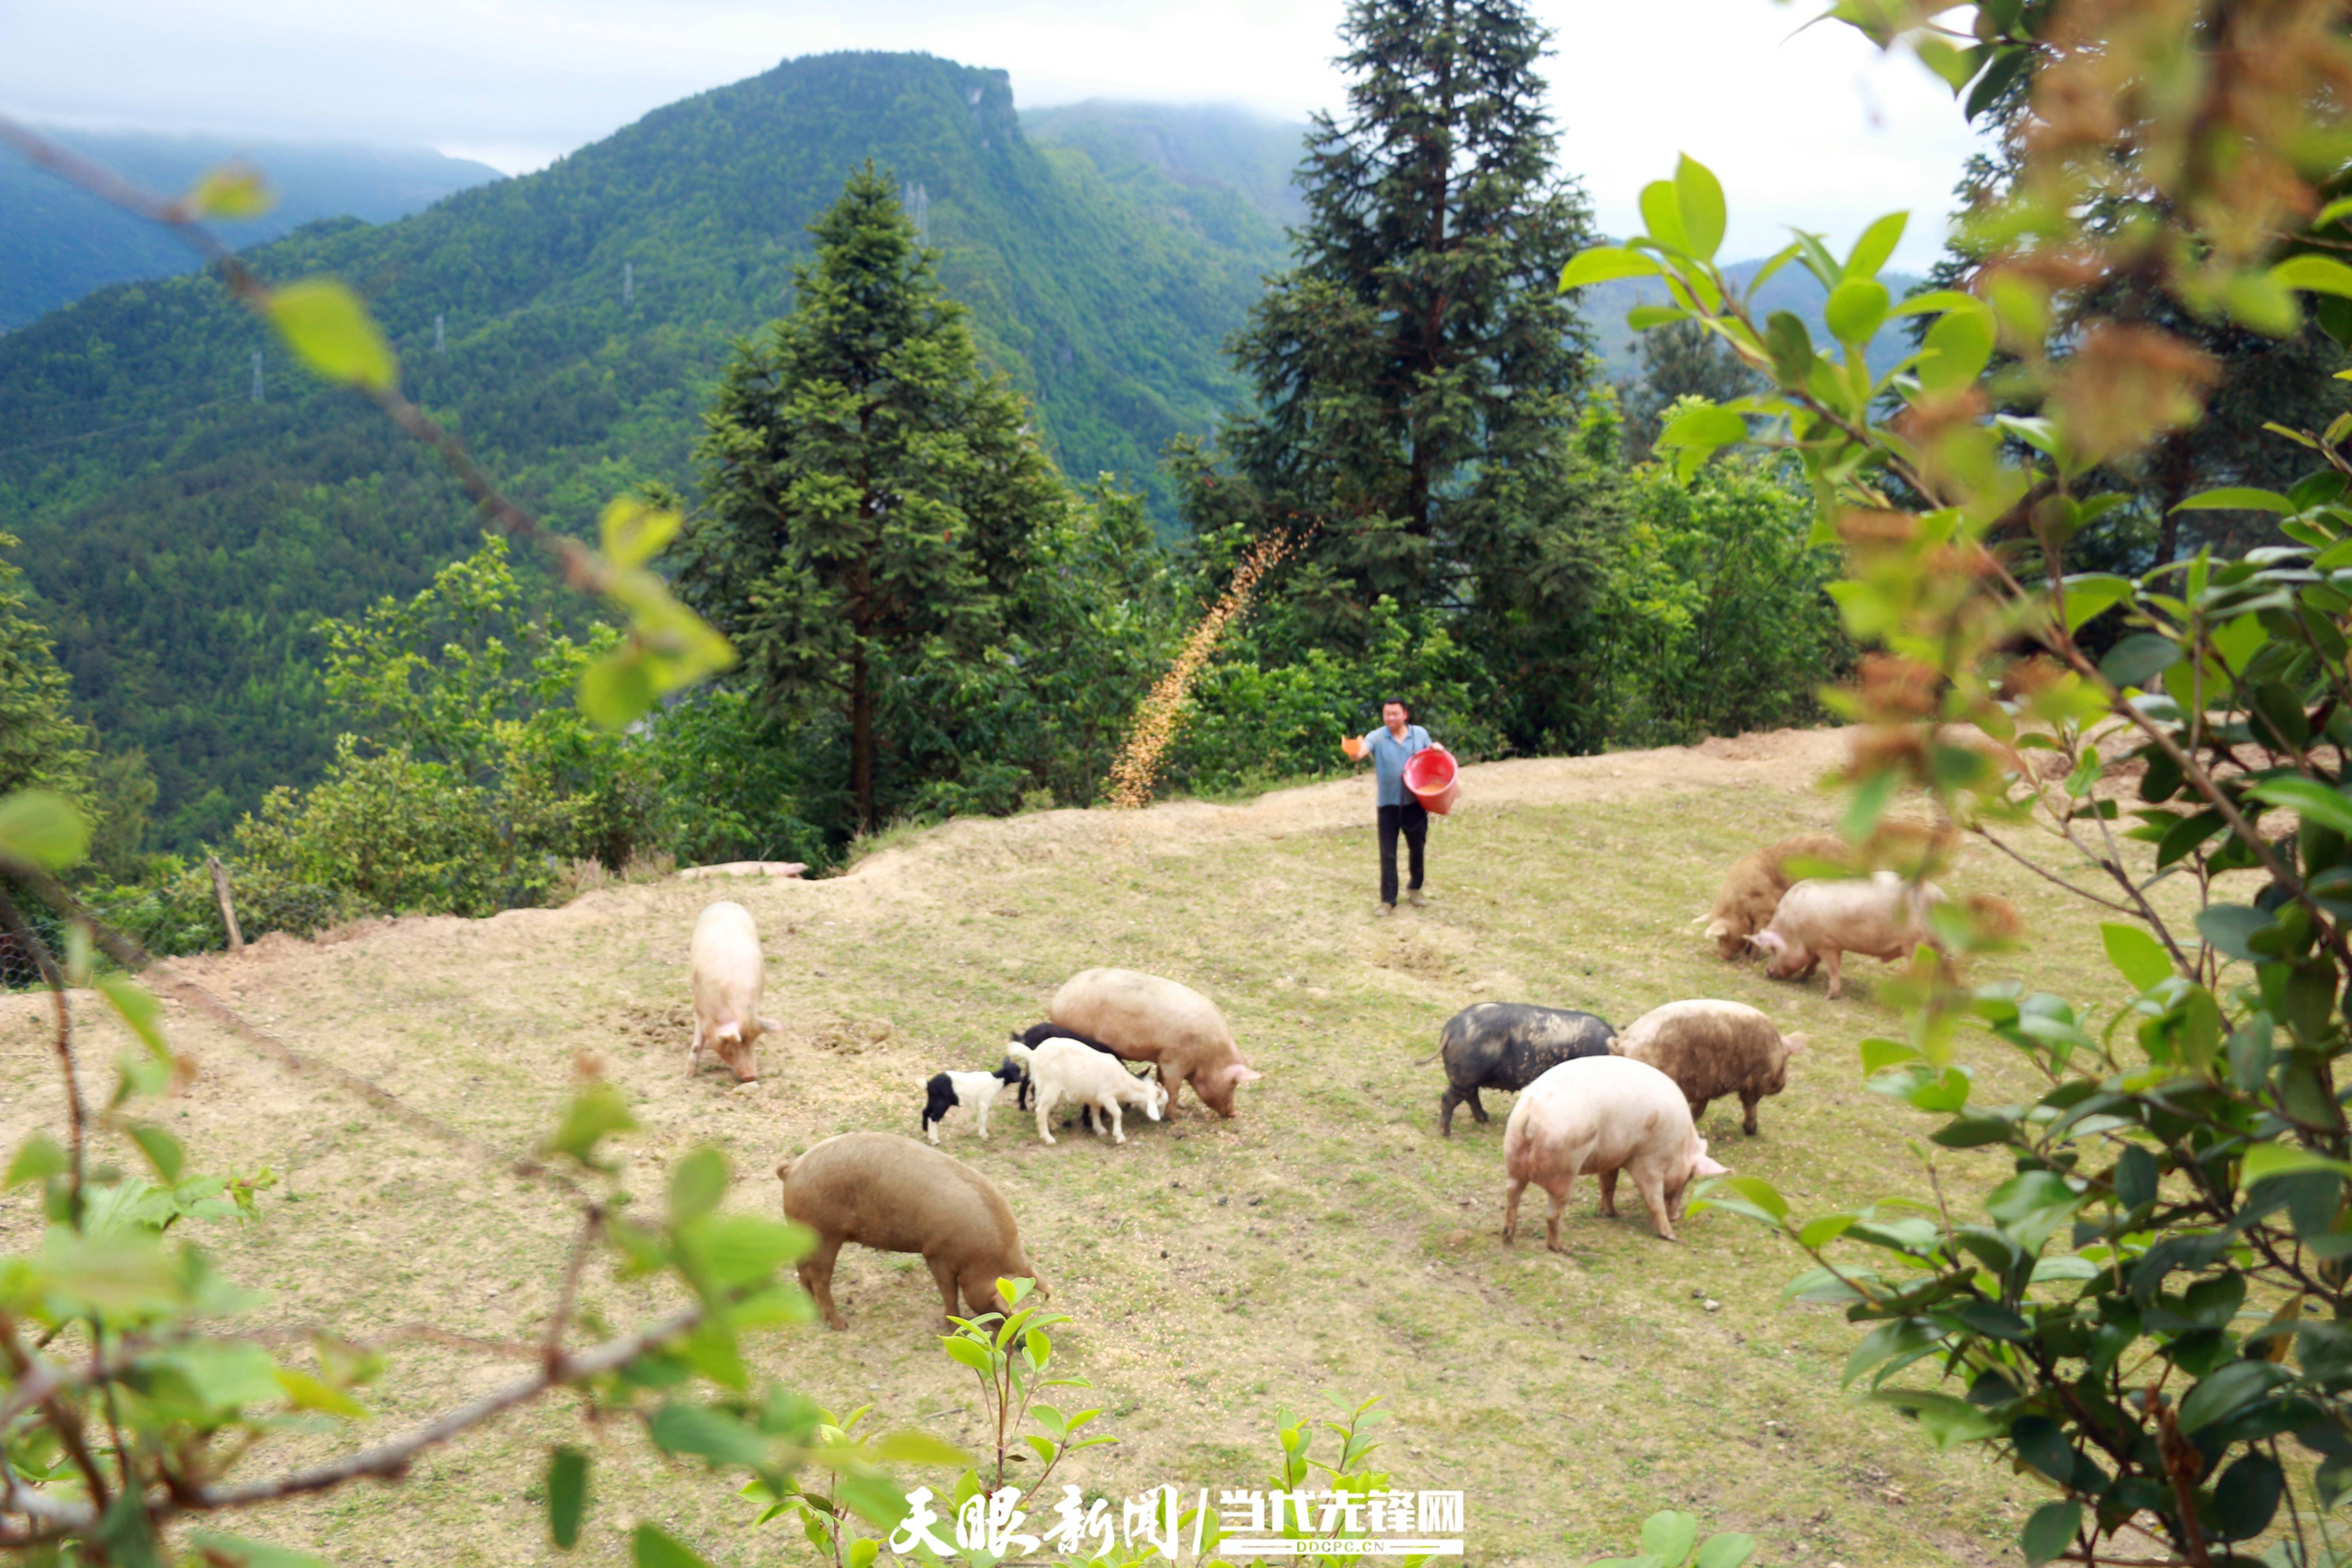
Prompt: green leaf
<box><xmin>2271</xmin><ymin>253</ymin><xmax>2352</xmax><ymax>299</ymax></box>
<box><xmin>2021</xmin><ymin>1501</ymin><xmax>2080</xmax><ymax>1568</ymax></box>
<box><xmin>549</xmin><ymin>1446</ymin><xmax>590</xmax><ymax>1549</ymax></box>
<box><xmin>6</xmin><ymin>1131</ymin><xmax>66</xmax><ymax>1188</ymax></box>
<box><xmin>187</xmin><ymin>1532</ymin><xmax>330</xmax><ymax>1568</ymax></box>
<box><xmin>1559</xmin><ymin>247</ymin><xmax>1663</xmax><ymax>290</ymax></box>
<box><xmin>1797</xmin><ymin>1213</ymin><xmax>1858</xmax><ymax>1248</ymax></box>
<box><xmin>1639</xmin><ymin>179</ymin><xmax>1690</xmax><ymax>253</ymax></box>
<box><xmin>2174</xmin><ymin>486</ymin><xmax>2296</xmax><ymax>514</ymax></box>
<box><xmin>1824</xmin><ymin>278</ymin><xmax>1891</xmax><ymax>344</ymax></box>
<box><xmin>1656</xmin><ymin>401</ymin><xmax>1749</xmax><ymax>480</ymax></box>
<box><xmin>1712</xmin><ymin>1177</ymin><xmax>1787</xmax><ymax>1222</ymax></box>
<box><xmin>2099</xmin><ymin>922</ymin><xmax>2175</xmax><ymax>991</ymax></box>
<box><xmin>649</xmin><ymin>1402</ymin><xmax>769</xmax><ymax>1467</ymax></box>
<box><xmin>129</xmin><ymin>1123</ymin><xmax>184</xmax><ymax>1184</ymax></box>
<box><xmin>683</xmin><ymin>1213</ymin><xmax>810</xmax><ymax>1289</ymax></box>
<box><xmin>847</xmin><ymin>1540</ymin><xmax>881</xmax><ymax>1568</ymax></box>
<box><xmin>2178</xmin><ymin>1360</ymin><xmax>2288</xmax><ymax>1433</ymax></box>
<box><xmin>1919</xmin><ymin>304</ymin><xmax>1994</xmax><ymax>392</ymax></box>
<box><xmin>2059</xmin><ymin>573</ymin><xmax>2133</xmax><ymax>632</ymax></box>
<box><xmin>1674</xmin><ymin>154</ymin><xmax>1727</xmax><ymax>260</ymax></box>
<box><xmin>631</xmin><ymin>1524</ymin><xmax>717</xmax><ymax>1568</ymax></box>
<box><xmin>601</xmin><ymin>496</ymin><xmax>683</xmax><ymax>569</ymax></box>
<box><xmin>2195</xmin><ymin>904</ymin><xmax>2269</xmax><ymax>962</ymax></box>
<box><xmin>872</xmin><ymin>1430</ymin><xmax>971</xmax><ymax>1466</ymax></box>
<box><xmin>182</xmin><ymin>163</ymin><xmax>275</xmax><ymax>219</ymax></box>
<box><xmin>1625</xmin><ymin>304</ymin><xmax>1691</xmax><ymax>331</ymax></box>
<box><xmin>2248</xmin><ymin>777</ymin><xmax>2352</xmax><ymax>836</ymax></box>
<box><xmin>1764</xmin><ymin>310</ymin><xmax>1815</xmax><ymax>384</ymax></box>
<box><xmin>547</xmin><ymin>1083</ymin><xmax>636</xmax><ymax>1167</ymax></box>
<box><xmin>0</xmin><ymin>789</ymin><xmax>89</xmax><ymax>872</ymax></box>
<box><xmin>2099</xmin><ymin>632</ymin><xmax>2181</xmax><ymax>689</ymax></box>
<box><xmin>1695</xmin><ymin>1534</ymin><xmax>1757</xmax><ymax>1568</ymax></box>
<box><xmin>580</xmin><ymin>650</ymin><xmax>659</xmax><ymax>729</ymax></box>
<box><xmin>265</xmin><ymin>278</ymin><xmax>397</xmax><ymax>392</ymax></box>
<box><xmin>273</xmin><ymin>1369</ymin><xmax>368</xmax><ymax>1419</ymax></box>
<box><xmin>97</xmin><ymin>975</ymin><xmax>168</xmax><ymax>1059</ymax></box>
<box><xmin>942</xmin><ymin>1336</ymin><xmax>996</xmax><ymax>1375</ymax></box>
<box><xmin>2241</xmin><ymin>1143</ymin><xmax>2352</xmax><ymax>1188</ymax></box>
<box><xmin>1844</xmin><ymin>211</ymin><xmax>1908</xmax><ymax>281</ymax></box>
<box><xmin>1640</xmin><ymin>1511</ymin><xmax>1700</xmax><ymax>1564</ymax></box>
<box><xmin>669</xmin><ymin>1146</ymin><xmax>729</xmax><ymax>1228</ymax></box>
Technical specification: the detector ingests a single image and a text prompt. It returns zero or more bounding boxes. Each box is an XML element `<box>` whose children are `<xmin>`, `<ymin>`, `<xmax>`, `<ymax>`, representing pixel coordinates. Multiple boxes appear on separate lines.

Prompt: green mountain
<box><xmin>0</xmin><ymin>55</ymin><xmax>1302</xmax><ymax>847</ymax></box>
<box><xmin>0</xmin><ymin>131</ymin><xmax>501</xmax><ymax>330</ymax></box>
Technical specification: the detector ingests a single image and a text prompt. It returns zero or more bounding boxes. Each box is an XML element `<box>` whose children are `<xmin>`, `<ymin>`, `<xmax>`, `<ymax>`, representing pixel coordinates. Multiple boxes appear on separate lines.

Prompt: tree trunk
<box><xmin>851</xmin><ymin>648</ymin><xmax>875</xmax><ymax>834</ymax></box>
<box><xmin>208</xmin><ymin>855</ymin><xmax>244</xmax><ymax>955</ymax></box>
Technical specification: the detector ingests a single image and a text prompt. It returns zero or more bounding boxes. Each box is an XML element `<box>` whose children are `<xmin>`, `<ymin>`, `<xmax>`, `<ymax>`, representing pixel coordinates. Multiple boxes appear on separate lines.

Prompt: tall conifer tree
<box><xmin>1188</xmin><ymin>0</ymin><xmax>1597</xmax><ymax>629</ymax></box>
<box><xmin>0</xmin><ymin>532</ymin><xmax>92</xmax><ymax>809</ymax></box>
<box><xmin>677</xmin><ymin>165</ymin><xmax>1068</xmax><ymax>831</ymax></box>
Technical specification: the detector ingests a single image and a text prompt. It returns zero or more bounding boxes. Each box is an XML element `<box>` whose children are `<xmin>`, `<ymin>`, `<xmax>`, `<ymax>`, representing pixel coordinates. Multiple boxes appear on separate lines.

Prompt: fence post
<box><xmin>208</xmin><ymin>856</ymin><xmax>245</xmax><ymax>955</ymax></box>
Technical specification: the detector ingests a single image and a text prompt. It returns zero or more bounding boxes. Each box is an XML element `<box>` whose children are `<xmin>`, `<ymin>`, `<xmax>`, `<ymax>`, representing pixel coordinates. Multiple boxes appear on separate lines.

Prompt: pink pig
<box><xmin>1502</xmin><ymin>1055</ymin><xmax>1728</xmax><ymax>1245</ymax></box>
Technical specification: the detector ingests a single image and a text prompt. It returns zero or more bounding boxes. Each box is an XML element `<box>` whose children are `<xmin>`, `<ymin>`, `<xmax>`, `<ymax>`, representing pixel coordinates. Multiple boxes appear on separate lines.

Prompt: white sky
<box><xmin>0</xmin><ymin>0</ymin><xmax>1981</xmax><ymax>270</ymax></box>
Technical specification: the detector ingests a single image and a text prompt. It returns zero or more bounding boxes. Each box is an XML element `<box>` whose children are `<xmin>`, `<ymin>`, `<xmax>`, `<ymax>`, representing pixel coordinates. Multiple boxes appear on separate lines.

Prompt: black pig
<box><xmin>1431</xmin><ymin>1003</ymin><xmax>1616</xmax><ymax>1136</ymax></box>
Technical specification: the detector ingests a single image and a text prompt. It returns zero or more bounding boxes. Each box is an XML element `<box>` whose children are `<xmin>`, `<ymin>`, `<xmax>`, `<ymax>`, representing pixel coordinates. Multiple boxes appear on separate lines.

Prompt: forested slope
<box><xmin>0</xmin><ymin>132</ymin><xmax>501</xmax><ymax>328</ymax></box>
<box><xmin>0</xmin><ymin>55</ymin><xmax>1298</xmax><ymax>844</ymax></box>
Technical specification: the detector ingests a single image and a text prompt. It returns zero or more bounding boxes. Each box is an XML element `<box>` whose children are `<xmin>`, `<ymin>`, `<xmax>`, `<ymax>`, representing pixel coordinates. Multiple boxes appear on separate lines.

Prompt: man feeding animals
<box><xmin>1342</xmin><ymin>698</ymin><xmax>1435</xmax><ymax>916</ymax></box>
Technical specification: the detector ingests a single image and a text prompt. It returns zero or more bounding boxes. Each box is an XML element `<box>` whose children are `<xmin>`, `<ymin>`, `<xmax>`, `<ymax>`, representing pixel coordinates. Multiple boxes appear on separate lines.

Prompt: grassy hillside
<box><xmin>0</xmin><ymin>58</ymin><xmax>1296</xmax><ymax>844</ymax></box>
<box><xmin>0</xmin><ymin>131</ymin><xmax>500</xmax><ymax>330</ymax></box>
<box><xmin>0</xmin><ymin>733</ymin><xmax>2154</xmax><ymax>1567</ymax></box>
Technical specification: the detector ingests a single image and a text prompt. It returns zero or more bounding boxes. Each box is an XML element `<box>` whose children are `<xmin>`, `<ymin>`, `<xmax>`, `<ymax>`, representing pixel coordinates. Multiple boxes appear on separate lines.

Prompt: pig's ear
<box><xmin>1694</xmin><ymin>1152</ymin><xmax>1731</xmax><ymax>1177</ymax></box>
<box><xmin>1231</xmin><ymin>1065</ymin><xmax>1263</xmax><ymax>1084</ymax></box>
<box><xmin>1782</xmin><ymin>1032</ymin><xmax>1807</xmax><ymax>1054</ymax></box>
<box><xmin>1703</xmin><ymin>918</ymin><xmax>1730</xmax><ymax>939</ymax></box>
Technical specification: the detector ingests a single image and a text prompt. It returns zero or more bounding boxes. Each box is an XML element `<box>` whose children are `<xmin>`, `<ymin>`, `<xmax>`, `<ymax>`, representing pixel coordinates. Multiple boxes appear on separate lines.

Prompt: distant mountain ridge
<box><xmin>0</xmin><ymin>130</ymin><xmax>502</xmax><ymax>329</ymax></box>
<box><xmin>0</xmin><ymin>55</ymin><xmax>1302</xmax><ymax>845</ymax></box>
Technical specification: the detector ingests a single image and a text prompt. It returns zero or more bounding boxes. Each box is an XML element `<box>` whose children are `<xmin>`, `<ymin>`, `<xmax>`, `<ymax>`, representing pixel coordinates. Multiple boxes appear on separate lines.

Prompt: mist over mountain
<box><xmin>0</xmin><ymin>129</ymin><xmax>502</xmax><ymax>329</ymax></box>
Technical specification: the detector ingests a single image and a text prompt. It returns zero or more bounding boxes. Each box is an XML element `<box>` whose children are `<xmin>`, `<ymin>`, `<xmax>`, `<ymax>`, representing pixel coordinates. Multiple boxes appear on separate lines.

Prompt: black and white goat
<box><xmin>919</xmin><ymin>1057</ymin><xmax>1026</xmax><ymax>1144</ymax></box>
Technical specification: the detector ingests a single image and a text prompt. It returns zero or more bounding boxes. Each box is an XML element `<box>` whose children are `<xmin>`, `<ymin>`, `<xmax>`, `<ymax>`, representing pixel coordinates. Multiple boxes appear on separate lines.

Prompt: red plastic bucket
<box><xmin>1403</xmin><ymin>747</ymin><xmax>1460</xmax><ymax>815</ymax></box>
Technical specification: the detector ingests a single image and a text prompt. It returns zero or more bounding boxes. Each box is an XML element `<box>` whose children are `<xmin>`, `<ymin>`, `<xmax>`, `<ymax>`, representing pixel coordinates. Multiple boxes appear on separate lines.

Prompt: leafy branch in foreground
<box><xmin>0</xmin><ymin>790</ymin><xmax>956</xmax><ymax>1565</ymax></box>
<box><xmin>0</xmin><ymin>118</ymin><xmax>730</xmax><ymax>730</ymax></box>
<box><xmin>1580</xmin><ymin>3</ymin><xmax>2352</xmax><ymax>1566</ymax></box>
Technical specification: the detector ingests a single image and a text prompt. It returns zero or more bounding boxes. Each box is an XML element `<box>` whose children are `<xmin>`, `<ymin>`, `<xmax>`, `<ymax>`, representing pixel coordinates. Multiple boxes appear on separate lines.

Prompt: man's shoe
<box><xmin>1408</xmin><ymin>888</ymin><xmax>1427</xmax><ymax>908</ymax></box>
<box><xmin>1375</xmin><ymin>902</ymin><xmax>1396</xmax><ymax>917</ymax></box>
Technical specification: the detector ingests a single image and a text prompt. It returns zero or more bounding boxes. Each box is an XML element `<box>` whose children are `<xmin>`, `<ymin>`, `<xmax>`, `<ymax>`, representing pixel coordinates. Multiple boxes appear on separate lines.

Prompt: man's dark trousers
<box><xmin>1378</xmin><ymin>801</ymin><xmax>1428</xmax><ymax>906</ymax></box>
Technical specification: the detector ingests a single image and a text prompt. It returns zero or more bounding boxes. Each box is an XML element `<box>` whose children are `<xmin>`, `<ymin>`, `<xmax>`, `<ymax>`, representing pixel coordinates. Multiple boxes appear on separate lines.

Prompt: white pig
<box><xmin>1502</xmin><ymin>1055</ymin><xmax>1728</xmax><ymax>1245</ymax></box>
<box><xmin>1748</xmin><ymin>871</ymin><xmax>1945</xmax><ymax>1000</ymax></box>
<box><xmin>689</xmin><ymin>901</ymin><xmax>779</xmax><ymax>1082</ymax></box>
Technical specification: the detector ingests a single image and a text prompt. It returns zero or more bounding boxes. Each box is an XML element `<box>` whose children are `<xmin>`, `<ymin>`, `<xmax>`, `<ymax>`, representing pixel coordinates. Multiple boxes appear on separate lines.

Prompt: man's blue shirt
<box><xmin>1362</xmin><ymin>724</ymin><xmax>1432</xmax><ymax>807</ymax></box>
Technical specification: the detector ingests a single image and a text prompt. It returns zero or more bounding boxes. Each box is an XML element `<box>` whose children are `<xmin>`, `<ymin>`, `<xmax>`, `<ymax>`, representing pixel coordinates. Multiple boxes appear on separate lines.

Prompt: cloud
<box><xmin>0</xmin><ymin>0</ymin><xmax>1979</xmax><ymax>266</ymax></box>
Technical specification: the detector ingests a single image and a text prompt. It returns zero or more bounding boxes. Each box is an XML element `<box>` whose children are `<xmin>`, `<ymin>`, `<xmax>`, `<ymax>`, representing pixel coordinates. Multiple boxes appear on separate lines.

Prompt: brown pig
<box><xmin>1049</xmin><ymin>968</ymin><xmax>1262</xmax><ymax>1117</ymax></box>
<box><xmin>776</xmin><ymin>1132</ymin><xmax>1043</xmax><ymax>1329</ymax></box>
<box><xmin>1700</xmin><ymin>835</ymin><xmax>1846</xmax><ymax>960</ymax></box>
<box><xmin>1616</xmin><ymin>999</ymin><xmax>1804</xmax><ymax>1136</ymax></box>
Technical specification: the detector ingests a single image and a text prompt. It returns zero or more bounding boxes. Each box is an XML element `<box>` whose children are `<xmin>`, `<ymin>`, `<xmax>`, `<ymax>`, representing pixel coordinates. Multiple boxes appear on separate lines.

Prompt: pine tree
<box><xmin>1618</xmin><ymin>319</ymin><xmax>1763</xmax><ymax>461</ymax></box>
<box><xmin>1190</xmin><ymin>0</ymin><xmax>1597</xmax><ymax>629</ymax></box>
<box><xmin>675</xmin><ymin>164</ymin><xmax>1069</xmax><ymax>832</ymax></box>
<box><xmin>0</xmin><ymin>531</ymin><xmax>92</xmax><ymax>812</ymax></box>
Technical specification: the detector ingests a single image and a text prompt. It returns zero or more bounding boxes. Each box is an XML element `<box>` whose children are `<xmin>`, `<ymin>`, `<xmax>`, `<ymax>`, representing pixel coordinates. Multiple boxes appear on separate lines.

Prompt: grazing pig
<box><xmin>920</xmin><ymin>1060</ymin><xmax>1025</xmax><ymax>1144</ymax></box>
<box><xmin>1428</xmin><ymin>1003</ymin><xmax>1616</xmax><ymax>1137</ymax></box>
<box><xmin>1502</xmin><ymin>1056</ymin><xmax>1729</xmax><ymax>1245</ymax></box>
<box><xmin>1616</xmin><ymin>1000</ymin><xmax>1804</xmax><ymax>1136</ymax></box>
<box><xmin>776</xmin><ymin>1132</ymin><xmax>1043</xmax><ymax>1329</ymax></box>
<box><xmin>1008</xmin><ymin>1038</ymin><xmax>1169</xmax><ymax>1145</ymax></box>
<box><xmin>1750</xmin><ymin>871</ymin><xmax>1945</xmax><ymax>999</ymax></box>
<box><xmin>689</xmin><ymin>901</ymin><xmax>780</xmax><ymax>1081</ymax></box>
<box><xmin>1048</xmin><ymin>968</ymin><xmax>1262</xmax><ymax>1118</ymax></box>
<box><xmin>1701</xmin><ymin>835</ymin><xmax>1847</xmax><ymax>961</ymax></box>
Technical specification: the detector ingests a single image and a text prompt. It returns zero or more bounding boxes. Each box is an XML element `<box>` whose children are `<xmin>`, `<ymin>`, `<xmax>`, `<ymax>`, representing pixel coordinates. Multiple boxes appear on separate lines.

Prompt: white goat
<box><xmin>1008</xmin><ymin>1037</ymin><xmax>1168</xmax><ymax>1145</ymax></box>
